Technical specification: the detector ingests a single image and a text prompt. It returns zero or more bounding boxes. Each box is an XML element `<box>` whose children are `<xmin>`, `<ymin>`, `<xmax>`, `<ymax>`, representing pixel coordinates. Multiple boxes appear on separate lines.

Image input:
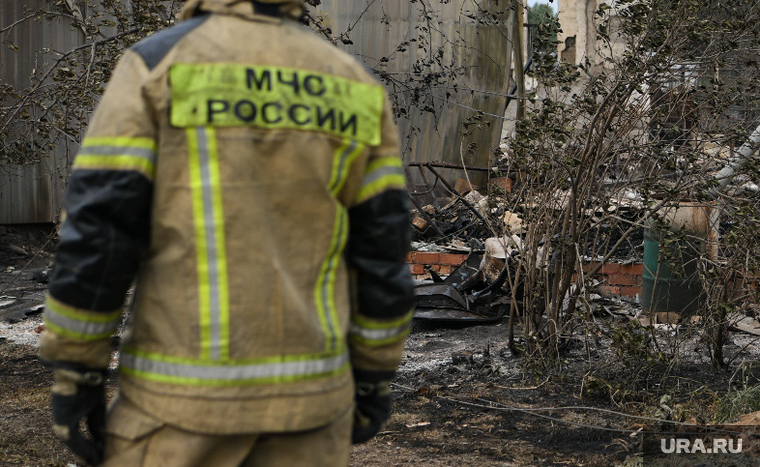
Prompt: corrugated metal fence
<box><xmin>1</xmin><ymin>0</ymin><xmax>516</xmax><ymax>224</ymax></box>
<box><xmin>0</xmin><ymin>0</ymin><xmax>83</xmax><ymax>224</ymax></box>
<box><xmin>316</xmin><ymin>0</ymin><xmax>515</xmax><ymax>187</ymax></box>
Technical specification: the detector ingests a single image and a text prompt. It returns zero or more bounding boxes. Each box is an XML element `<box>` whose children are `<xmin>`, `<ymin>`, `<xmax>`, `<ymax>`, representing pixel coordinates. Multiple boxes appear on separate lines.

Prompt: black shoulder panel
<box><xmin>49</xmin><ymin>169</ymin><xmax>153</xmax><ymax>312</ymax></box>
<box><xmin>131</xmin><ymin>14</ymin><xmax>210</xmax><ymax>71</ymax></box>
<box><xmin>345</xmin><ymin>189</ymin><xmax>415</xmax><ymax>319</ymax></box>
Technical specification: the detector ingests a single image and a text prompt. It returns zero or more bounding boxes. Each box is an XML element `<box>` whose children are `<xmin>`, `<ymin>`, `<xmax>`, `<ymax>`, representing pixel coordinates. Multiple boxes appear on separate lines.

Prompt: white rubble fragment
<box><xmin>502</xmin><ymin>210</ymin><xmax>525</xmax><ymax>234</ymax></box>
<box><xmin>463</xmin><ymin>190</ymin><xmax>484</xmax><ymax>206</ymax></box>
<box><xmin>0</xmin><ymin>314</ymin><xmax>43</xmax><ymax>346</ymax></box>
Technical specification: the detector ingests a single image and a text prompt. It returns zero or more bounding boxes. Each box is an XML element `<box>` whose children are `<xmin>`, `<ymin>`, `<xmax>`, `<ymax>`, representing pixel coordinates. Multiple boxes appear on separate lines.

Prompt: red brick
<box><xmin>597</xmin><ymin>284</ymin><xmax>642</xmax><ymax>297</ymax></box>
<box><xmin>410</xmin><ymin>264</ymin><xmax>425</xmax><ymax>275</ymax></box>
<box><xmin>609</xmin><ymin>273</ymin><xmax>641</xmax><ymax>286</ymax></box>
<box><xmin>582</xmin><ymin>262</ymin><xmax>604</xmax><ymax>274</ymax></box>
<box><xmin>489</xmin><ymin>177</ymin><xmax>512</xmax><ymax>193</ymax></box>
<box><xmin>600</xmin><ymin>263</ymin><xmax>621</xmax><ymax>275</ymax></box>
<box><xmin>613</xmin><ymin>286</ymin><xmax>641</xmax><ymax>297</ymax></box>
<box><xmin>414</xmin><ymin>252</ymin><xmax>441</xmax><ymax>264</ymax></box>
<box><xmin>620</xmin><ymin>263</ymin><xmax>644</xmax><ymax>275</ymax></box>
<box><xmin>439</xmin><ymin>253</ymin><xmax>467</xmax><ymax>266</ymax></box>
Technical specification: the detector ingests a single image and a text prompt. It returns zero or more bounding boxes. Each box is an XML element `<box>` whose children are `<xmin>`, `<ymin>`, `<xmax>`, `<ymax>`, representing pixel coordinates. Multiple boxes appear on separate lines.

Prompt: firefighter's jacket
<box><xmin>40</xmin><ymin>0</ymin><xmax>415</xmax><ymax>434</ymax></box>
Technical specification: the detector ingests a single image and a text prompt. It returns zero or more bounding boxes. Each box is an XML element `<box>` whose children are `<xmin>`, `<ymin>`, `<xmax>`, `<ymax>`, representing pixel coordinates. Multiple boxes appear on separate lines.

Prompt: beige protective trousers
<box><xmin>102</xmin><ymin>395</ymin><xmax>352</xmax><ymax>467</ymax></box>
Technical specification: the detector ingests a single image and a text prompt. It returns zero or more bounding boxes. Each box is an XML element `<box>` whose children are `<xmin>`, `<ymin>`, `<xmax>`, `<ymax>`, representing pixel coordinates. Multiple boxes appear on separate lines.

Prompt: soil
<box><xmin>3</xmin><ymin>225</ymin><xmax>760</xmax><ymax>467</ymax></box>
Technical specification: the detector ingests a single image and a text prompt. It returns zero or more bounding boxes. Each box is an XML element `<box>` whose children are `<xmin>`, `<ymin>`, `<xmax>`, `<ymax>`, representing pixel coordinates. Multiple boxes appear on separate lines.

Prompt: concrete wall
<box><xmin>557</xmin><ymin>0</ymin><xmax>626</xmax><ymax>69</ymax></box>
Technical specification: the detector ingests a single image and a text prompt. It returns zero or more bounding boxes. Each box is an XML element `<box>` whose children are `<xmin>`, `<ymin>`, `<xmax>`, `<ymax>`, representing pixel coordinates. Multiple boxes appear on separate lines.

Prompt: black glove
<box><xmin>352</xmin><ymin>369</ymin><xmax>394</xmax><ymax>444</ymax></box>
<box><xmin>50</xmin><ymin>365</ymin><xmax>107</xmax><ymax>466</ymax></box>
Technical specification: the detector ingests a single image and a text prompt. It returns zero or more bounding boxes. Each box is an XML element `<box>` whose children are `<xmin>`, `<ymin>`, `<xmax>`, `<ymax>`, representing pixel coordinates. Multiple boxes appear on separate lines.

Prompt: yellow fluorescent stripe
<box><xmin>83</xmin><ymin>136</ymin><xmax>156</xmax><ymax>150</ymax></box>
<box><xmin>120</xmin><ymin>347</ymin><xmax>351</xmax><ymax>386</ymax></box>
<box><xmin>355</xmin><ymin>174</ymin><xmax>407</xmax><ymax>204</ymax></box>
<box><xmin>45</xmin><ymin>296</ymin><xmax>121</xmax><ymax>323</ymax></box>
<box><xmin>188</xmin><ymin>127</ymin><xmax>230</xmax><ymax>361</ymax></box>
<box><xmin>314</xmin><ymin>204</ymin><xmax>350</xmax><ymax>354</ymax></box>
<box><xmin>120</xmin><ymin>361</ymin><xmax>350</xmax><ymax>386</ymax></box>
<box><xmin>326</xmin><ymin>207</ymin><xmax>348</xmax><ymax>352</ymax></box>
<box><xmin>314</xmin><ymin>214</ymin><xmax>339</xmax><ymax>351</ymax></box>
<box><xmin>187</xmin><ymin>128</ymin><xmax>212</xmax><ymax>360</ymax></box>
<box><xmin>327</xmin><ymin>140</ymin><xmax>364</xmax><ymax>196</ymax></box>
<box><xmin>327</xmin><ymin>140</ymin><xmax>351</xmax><ymax>191</ymax></box>
<box><xmin>349</xmin><ymin>329</ymin><xmax>411</xmax><ymax>347</ymax></box>
<box><xmin>355</xmin><ymin>157</ymin><xmax>406</xmax><ymax>203</ymax></box>
<box><xmin>365</xmin><ymin>156</ymin><xmax>402</xmax><ymax>173</ymax></box>
<box><xmin>352</xmin><ymin>310</ymin><xmax>415</xmax><ymax>329</ymax></box>
<box><xmin>73</xmin><ymin>155</ymin><xmax>155</xmax><ymax>179</ymax></box>
<box><xmin>123</xmin><ymin>346</ymin><xmax>344</xmax><ymax>366</ymax></box>
<box><xmin>207</xmin><ymin>128</ymin><xmax>231</xmax><ymax>361</ymax></box>
<box><xmin>43</xmin><ymin>319</ymin><xmax>114</xmax><ymax>342</ymax></box>
<box><xmin>313</xmin><ymin>139</ymin><xmax>364</xmax><ymax>352</ymax></box>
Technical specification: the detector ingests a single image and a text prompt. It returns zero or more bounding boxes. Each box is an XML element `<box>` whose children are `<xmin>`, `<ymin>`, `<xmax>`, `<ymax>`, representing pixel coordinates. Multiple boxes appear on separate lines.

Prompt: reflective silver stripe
<box><xmin>196</xmin><ymin>128</ymin><xmax>223</xmax><ymax>361</ymax></box>
<box><xmin>79</xmin><ymin>145</ymin><xmax>156</xmax><ymax>164</ymax></box>
<box><xmin>44</xmin><ymin>307</ymin><xmax>120</xmax><ymax>337</ymax></box>
<box><xmin>120</xmin><ymin>351</ymin><xmax>349</xmax><ymax>381</ymax></box>
<box><xmin>328</xmin><ymin>140</ymin><xmax>358</xmax><ymax>194</ymax></box>
<box><xmin>359</xmin><ymin>164</ymin><xmax>405</xmax><ymax>190</ymax></box>
<box><xmin>349</xmin><ymin>321</ymin><xmax>411</xmax><ymax>342</ymax></box>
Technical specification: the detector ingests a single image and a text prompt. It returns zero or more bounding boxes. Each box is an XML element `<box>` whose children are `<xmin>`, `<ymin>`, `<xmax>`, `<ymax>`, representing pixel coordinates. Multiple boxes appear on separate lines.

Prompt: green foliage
<box><xmin>528</xmin><ymin>4</ymin><xmax>557</xmax><ymax>54</ymax></box>
<box><xmin>715</xmin><ymin>384</ymin><xmax>760</xmax><ymax>423</ymax></box>
<box><xmin>609</xmin><ymin>321</ymin><xmax>664</xmax><ymax>367</ymax></box>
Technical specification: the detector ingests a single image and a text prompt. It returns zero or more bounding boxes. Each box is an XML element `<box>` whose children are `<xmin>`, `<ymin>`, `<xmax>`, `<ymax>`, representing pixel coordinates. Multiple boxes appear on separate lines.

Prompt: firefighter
<box><xmin>39</xmin><ymin>0</ymin><xmax>415</xmax><ymax>465</ymax></box>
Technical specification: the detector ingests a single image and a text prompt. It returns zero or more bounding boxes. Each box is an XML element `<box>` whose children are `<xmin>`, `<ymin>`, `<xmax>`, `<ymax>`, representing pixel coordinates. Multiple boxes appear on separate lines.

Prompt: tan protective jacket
<box><xmin>41</xmin><ymin>0</ymin><xmax>415</xmax><ymax>435</ymax></box>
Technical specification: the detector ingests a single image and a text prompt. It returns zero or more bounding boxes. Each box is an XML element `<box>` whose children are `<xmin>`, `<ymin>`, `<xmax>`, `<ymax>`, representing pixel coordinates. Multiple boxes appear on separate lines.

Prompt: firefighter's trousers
<box><xmin>101</xmin><ymin>395</ymin><xmax>352</xmax><ymax>467</ymax></box>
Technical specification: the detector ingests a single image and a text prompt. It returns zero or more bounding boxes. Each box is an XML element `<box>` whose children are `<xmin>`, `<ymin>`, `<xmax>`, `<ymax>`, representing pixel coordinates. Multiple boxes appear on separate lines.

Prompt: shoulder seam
<box><xmin>131</xmin><ymin>14</ymin><xmax>210</xmax><ymax>71</ymax></box>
